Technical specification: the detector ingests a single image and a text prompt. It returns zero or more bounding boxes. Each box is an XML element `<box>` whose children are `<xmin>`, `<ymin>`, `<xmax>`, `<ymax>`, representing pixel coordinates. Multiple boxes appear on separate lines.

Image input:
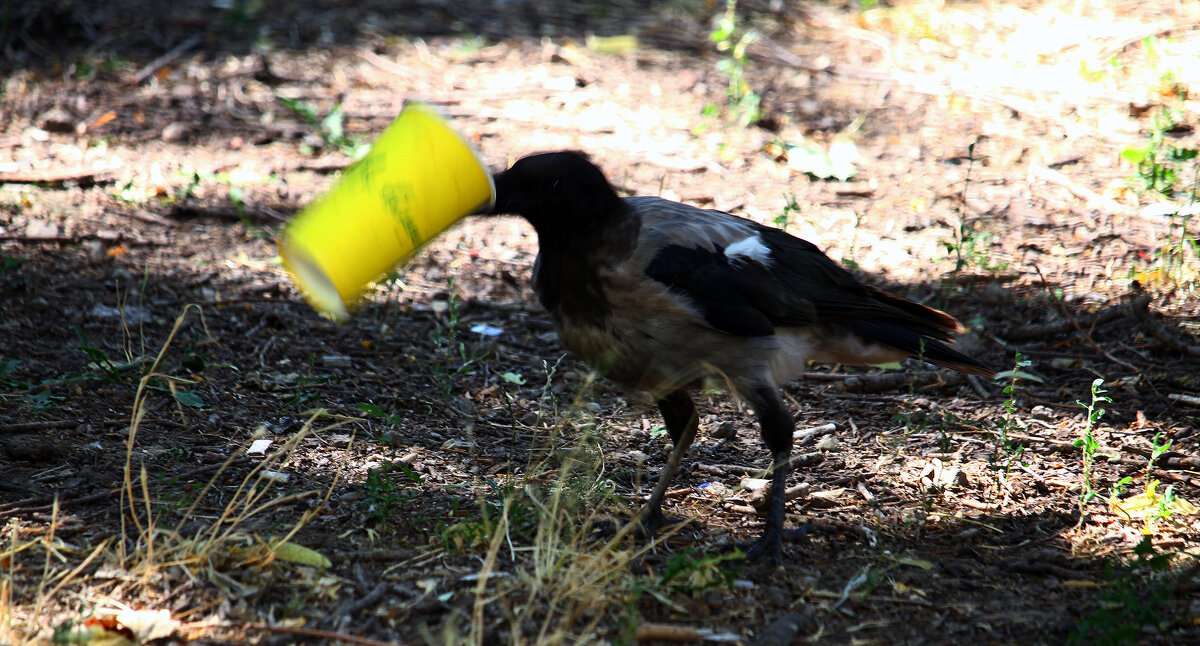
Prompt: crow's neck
<box><xmin>528</xmin><ymin>200</ymin><xmax>637</xmax><ymax>328</ymax></box>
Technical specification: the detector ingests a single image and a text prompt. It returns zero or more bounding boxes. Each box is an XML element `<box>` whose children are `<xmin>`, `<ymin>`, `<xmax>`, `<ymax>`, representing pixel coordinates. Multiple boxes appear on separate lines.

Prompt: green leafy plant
<box><xmin>71</xmin><ymin>325</ymin><xmax>123</xmax><ymax>383</ymax></box>
<box><xmin>773</xmin><ymin>192</ymin><xmax>802</xmax><ymax>231</ymax></box>
<box><xmin>147</xmin><ymin>384</ymin><xmax>206</xmax><ymax>409</ymax></box>
<box><xmin>362</xmin><ymin>462</ymin><xmax>423</xmax><ymax>523</ymax></box>
<box><xmin>356</xmin><ymin>402</ymin><xmax>403</xmax><ymax>427</ymax></box>
<box><xmin>709</xmin><ymin>0</ymin><xmax>762</xmax><ymax>127</ymax></box>
<box><xmin>1121</xmin><ymin>107</ymin><xmax>1198</xmax><ymax>198</ymax></box>
<box><xmin>657</xmin><ymin>548</ymin><xmax>744</xmax><ymax>596</ymax></box>
<box><xmin>942</xmin><ymin>142</ymin><xmax>1003</xmax><ymax>278</ymax></box>
<box><xmin>277</xmin><ymin>95</ymin><xmax>368</xmax><ymax>158</ymax></box>
<box><xmin>441</xmin><ymin>479</ymin><xmax>539</xmax><ymax>551</ymax></box>
<box><xmin>1070</xmin><ymin>537</ymin><xmax>1176</xmax><ymax>645</ymax></box>
<box><xmin>1160</xmin><ymin>208</ymin><xmax>1200</xmax><ymax>289</ymax></box>
<box><xmin>783</xmin><ymin>139</ymin><xmax>858</xmax><ymax>181</ymax></box>
<box><xmin>2</xmin><ymin>254</ymin><xmax>26</xmax><ymax>272</ymax></box>
<box><xmin>287</xmin><ymin>354</ymin><xmax>333</xmax><ymax>406</ymax></box>
<box><xmin>1147</xmin><ymin>431</ymin><xmax>1173</xmax><ymax>484</ymax></box>
<box><xmin>1075</xmin><ymin>377</ymin><xmax>1113</xmax><ymax>514</ymax></box>
<box><xmin>1110</xmin><ymin>432</ymin><xmax>1191</xmax><ymax>533</ymax></box>
<box><xmin>989</xmin><ymin>351</ymin><xmax>1040</xmax><ymax>483</ymax></box>
<box><xmin>431</xmin><ymin>279</ymin><xmax>487</xmax><ymax>402</ymax></box>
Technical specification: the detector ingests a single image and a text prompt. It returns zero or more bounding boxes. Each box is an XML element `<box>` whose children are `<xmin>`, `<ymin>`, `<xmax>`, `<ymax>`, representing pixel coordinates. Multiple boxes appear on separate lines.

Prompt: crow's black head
<box><xmin>489</xmin><ymin>151</ymin><xmax>623</xmax><ymax>228</ymax></box>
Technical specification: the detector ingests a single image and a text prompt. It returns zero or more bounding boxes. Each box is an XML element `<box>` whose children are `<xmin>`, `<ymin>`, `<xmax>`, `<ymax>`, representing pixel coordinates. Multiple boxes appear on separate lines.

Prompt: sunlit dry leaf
<box><xmin>92</xmin><ymin>110</ymin><xmax>117</xmax><ymax>130</ymax></box>
<box><xmin>272</xmin><ymin>541</ymin><xmax>332</xmax><ymax>568</ymax></box>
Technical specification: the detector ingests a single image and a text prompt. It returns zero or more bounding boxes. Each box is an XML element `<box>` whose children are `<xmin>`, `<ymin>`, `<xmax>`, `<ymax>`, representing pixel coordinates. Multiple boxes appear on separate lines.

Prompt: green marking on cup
<box><xmin>381</xmin><ymin>181</ymin><xmax>422</xmax><ymax>248</ymax></box>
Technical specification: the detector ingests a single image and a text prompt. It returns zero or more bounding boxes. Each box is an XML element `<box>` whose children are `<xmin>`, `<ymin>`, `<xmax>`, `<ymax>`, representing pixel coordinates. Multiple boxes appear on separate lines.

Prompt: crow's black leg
<box><xmin>737</xmin><ymin>384</ymin><xmax>794</xmax><ymax>564</ymax></box>
<box><xmin>638</xmin><ymin>389</ymin><xmax>698</xmax><ymax>535</ymax></box>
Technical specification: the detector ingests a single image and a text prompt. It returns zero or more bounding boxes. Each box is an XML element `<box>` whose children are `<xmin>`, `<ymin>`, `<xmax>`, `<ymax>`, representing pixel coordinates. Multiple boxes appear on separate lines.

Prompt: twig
<box><xmin>1005</xmin><ymin>560</ymin><xmax>1087</xmax><ymax>580</ymax></box>
<box><xmin>115</xmin><ymin>208</ymin><xmax>178</xmax><ymax>228</ymax></box>
<box><xmin>1092</xmin><ymin>21</ymin><xmax>1200</xmax><ymax>63</ymax></box>
<box><xmin>1029</xmin><ymin>165</ymin><xmax>1130</xmax><ymax>219</ymax></box>
<box><xmin>998</xmin><ymin>294</ymin><xmax>1150</xmax><ymax>341</ymax></box>
<box><xmin>1045</xmin><ymin>290</ymin><xmax>1142</xmax><ymax>373</ymax></box>
<box><xmin>634</xmin><ymin>624</ymin><xmax>704</xmax><ymax>642</ymax></box>
<box><xmin>248</xmin><ymin>623</ymin><xmax>401</xmax><ymax>646</ymax></box>
<box><xmin>835</xmin><ymin>371</ymin><xmax>965</xmax><ymax>393</ymax></box>
<box><xmin>0</xmin><ymin>169</ymin><xmax>115</xmax><ymax>186</ymax></box>
<box><xmin>1120</xmin><ymin>444</ymin><xmax>1200</xmax><ymax>470</ymax></box>
<box><xmin>339</xmin><ymin>581</ymin><xmax>390</xmax><ymax>617</ymax></box>
<box><xmin>1169</xmin><ymin>393</ymin><xmax>1200</xmax><ymax>407</ymax></box>
<box><xmin>0</xmin><ymin>458</ymin><xmax>243</xmax><ymax>515</ymax></box>
<box><xmin>0</xmin><ymin>489</ymin><xmax>117</xmax><ymax>517</ymax></box>
<box><xmin>1130</xmin><ymin>298</ymin><xmax>1200</xmax><ymax>357</ymax></box>
<box><xmin>134</xmin><ymin>33</ymin><xmax>204</xmax><ymax>84</ymax></box>
<box><xmin>793</xmin><ymin>422</ymin><xmax>836</xmax><ymax>440</ymax></box>
<box><xmin>0</xmin><ymin>234</ymin><xmax>163</xmax><ymax>246</ymax></box>
<box><xmin>0</xmin><ymin>418</ymin><xmax>184</xmax><ymax>434</ymax></box>
<box><xmin>0</xmin><ymin>420</ymin><xmax>82</xmax><ymax>433</ymax></box>
<box><xmin>966</xmin><ymin>374</ymin><xmax>991</xmax><ymax>399</ymax></box>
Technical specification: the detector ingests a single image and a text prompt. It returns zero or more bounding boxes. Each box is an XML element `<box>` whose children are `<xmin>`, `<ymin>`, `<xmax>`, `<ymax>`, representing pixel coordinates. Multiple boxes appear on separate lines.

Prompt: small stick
<box><xmin>339</xmin><ymin>581</ymin><xmax>390</xmax><ymax>617</ymax></box>
<box><xmin>1029</xmin><ymin>165</ymin><xmax>1128</xmax><ymax>219</ymax></box>
<box><xmin>0</xmin><ymin>169</ymin><xmax>114</xmax><ymax>185</ymax></box>
<box><xmin>999</xmin><ymin>294</ymin><xmax>1150</xmax><ymax>341</ymax></box>
<box><xmin>1169</xmin><ymin>393</ymin><xmax>1200</xmax><ymax>407</ymax></box>
<box><xmin>248</xmin><ymin>623</ymin><xmax>399</xmax><ymax>646</ymax></box>
<box><xmin>1131</xmin><ymin>298</ymin><xmax>1200</xmax><ymax>357</ymax></box>
<box><xmin>1028</xmin><ymin>271</ymin><xmax>1142</xmax><ymax>372</ymax></box>
<box><xmin>634</xmin><ymin>623</ymin><xmax>703</xmax><ymax>642</ymax></box>
<box><xmin>134</xmin><ymin>34</ymin><xmax>204</xmax><ymax>84</ymax></box>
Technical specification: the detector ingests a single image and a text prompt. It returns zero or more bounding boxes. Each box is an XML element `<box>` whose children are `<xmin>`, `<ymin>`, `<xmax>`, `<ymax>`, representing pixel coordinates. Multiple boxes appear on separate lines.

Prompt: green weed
<box><xmin>430</xmin><ymin>279</ymin><xmax>487</xmax><ymax>402</ymax></box>
<box><xmin>942</xmin><ymin>142</ymin><xmax>1005</xmax><ymax>278</ymax></box>
<box><xmin>286</xmin><ymin>354</ymin><xmax>333</xmax><ymax>406</ymax></box>
<box><xmin>71</xmin><ymin>325</ymin><xmax>124</xmax><ymax>383</ymax></box>
<box><xmin>277</xmin><ymin>95</ymin><xmax>368</xmax><ymax>158</ymax></box>
<box><xmin>356</xmin><ymin>402</ymin><xmax>404</xmax><ymax>428</ymax></box>
<box><xmin>990</xmin><ymin>351</ymin><xmax>1041</xmax><ymax>484</ymax></box>
<box><xmin>1070</xmin><ymin>537</ymin><xmax>1177</xmax><ymax>645</ymax></box>
<box><xmin>657</xmin><ymin>548</ymin><xmax>744</xmax><ymax>596</ymax></box>
<box><xmin>219</xmin><ymin>0</ymin><xmax>263</xmax><ymax>30</ymax></box>
<box><xmin>773</xmin><ymin>192</ymin><xmax>802</xmax><ymax>231</ymax></box>
<box><xmin>362</xmin><ymin>462</ymin><xmax>423</xmax><ymax>523</ymax></box>
<box><xmin>1121</xmin><ymin>107</ymin><xmax>1198</xmax><ymax>199</ymax></box>
<box><xmin>2</xmin><ymin>254</ymin><xmax>27</xmax><ymax>272</ymax></box>
<box><xmin>441</xmin><ymin>478</ymin><xmax>540</xmax><ymax>551</ymax></box>
<box><xmin>709</xmin><ymin>0</ymin><xmax>762</xmax><ymax>128</ymax></box>
<box><xmin>1075</xmin><ymin>377</ymin><xmax>1113</xmax><ymax>515</ymax></box>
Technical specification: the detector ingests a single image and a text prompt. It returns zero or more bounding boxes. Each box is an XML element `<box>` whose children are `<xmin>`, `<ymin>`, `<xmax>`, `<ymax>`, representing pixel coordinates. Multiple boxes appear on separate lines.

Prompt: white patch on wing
<box><xmin>724</xmin><ymin>235</ymin><xmax>772</xmax><ymax>266</ymax></box>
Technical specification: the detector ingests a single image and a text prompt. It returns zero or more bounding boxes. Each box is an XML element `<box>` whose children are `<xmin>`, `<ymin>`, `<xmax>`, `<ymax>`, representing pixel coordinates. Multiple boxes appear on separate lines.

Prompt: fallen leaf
<box><xmin>273</xmin><ymin>540</ymin><xmax>332</xmax><ymax>568</ymax></box>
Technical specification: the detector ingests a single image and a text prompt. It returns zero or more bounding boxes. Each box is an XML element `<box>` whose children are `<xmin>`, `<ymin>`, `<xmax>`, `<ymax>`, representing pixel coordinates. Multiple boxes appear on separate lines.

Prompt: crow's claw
<box><xmin>736</xmin><ymin>523</ymin><xmax>815</xmax><ymax>564</ymax></box>
<box><xmin>636</xmin><ymin>506</ymin><xmax>690</xmax><ymax>539</ymax></box>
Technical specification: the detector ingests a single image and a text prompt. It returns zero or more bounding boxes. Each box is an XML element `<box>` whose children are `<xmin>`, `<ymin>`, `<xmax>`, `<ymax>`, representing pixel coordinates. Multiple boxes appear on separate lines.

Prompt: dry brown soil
<box><xmin>3</xmin><ymin>1</ymin><xmax>1200</xmax><ymax>644</ymax></box>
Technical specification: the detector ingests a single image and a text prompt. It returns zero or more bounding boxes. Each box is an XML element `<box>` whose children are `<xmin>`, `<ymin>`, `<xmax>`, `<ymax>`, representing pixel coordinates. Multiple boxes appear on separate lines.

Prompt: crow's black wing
<box><xmin>643</xmin><ymin>243</ymin><xmax>814</xmax><ymax>337</ymax></box>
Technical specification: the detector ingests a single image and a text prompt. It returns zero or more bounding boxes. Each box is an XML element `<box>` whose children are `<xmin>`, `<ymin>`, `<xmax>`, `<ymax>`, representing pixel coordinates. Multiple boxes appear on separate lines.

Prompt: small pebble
<box><xmin>815</xmin><ymin>435</ymin><xmax>840</xmax><ymax>451</ymax></box>
<box><xmin>161</xmin><ymin>121</ymin><xmax>188</xmax><ymax>142</ymax></box>
<box><xmin>710</xmin><ymin>420</ymin><xmax>738</xmax><ymax>440</ymax></box>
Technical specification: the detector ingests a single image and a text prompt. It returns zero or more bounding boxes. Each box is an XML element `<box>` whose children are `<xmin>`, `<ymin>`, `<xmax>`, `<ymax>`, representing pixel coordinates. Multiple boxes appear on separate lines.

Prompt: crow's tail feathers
<box><xmin>843</xmin><ymin>319</ymin><xmax>995</xmax><ymax>377</ymax></box>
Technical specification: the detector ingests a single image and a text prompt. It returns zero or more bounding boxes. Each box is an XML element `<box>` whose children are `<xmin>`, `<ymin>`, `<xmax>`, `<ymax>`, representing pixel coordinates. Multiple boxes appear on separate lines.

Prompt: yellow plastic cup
<box><xmin>278</xmin><ymin>101</ymin><xmax>495</xmax><ymax>321</ymax></box>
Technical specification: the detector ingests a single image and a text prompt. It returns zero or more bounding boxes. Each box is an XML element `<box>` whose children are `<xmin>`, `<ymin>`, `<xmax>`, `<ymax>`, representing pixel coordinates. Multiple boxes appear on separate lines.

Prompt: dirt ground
<box><xmin>3</xmin><ymin>1</ymin><xmax>1200</xmax><ymax>644</ymax></box>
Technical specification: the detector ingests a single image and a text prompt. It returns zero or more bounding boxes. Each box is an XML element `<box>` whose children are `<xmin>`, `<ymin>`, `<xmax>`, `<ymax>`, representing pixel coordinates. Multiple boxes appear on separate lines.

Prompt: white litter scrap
<box><xmin>247</xmin><ymin>439</ymin><xmax>273</xmax><ymax>456</ymax></box>
<box><xmin>470</xmin><ymin>323</ymin><xmax>504</xmax><ymax>337</ymax></box>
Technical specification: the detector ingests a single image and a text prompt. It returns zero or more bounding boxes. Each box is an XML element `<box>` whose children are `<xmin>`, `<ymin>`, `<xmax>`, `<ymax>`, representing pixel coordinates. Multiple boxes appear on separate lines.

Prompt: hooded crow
<box><xmin>488</xmin><ymin>151</ymin><xmax>993</xmax><ymax>562</ymax></box>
